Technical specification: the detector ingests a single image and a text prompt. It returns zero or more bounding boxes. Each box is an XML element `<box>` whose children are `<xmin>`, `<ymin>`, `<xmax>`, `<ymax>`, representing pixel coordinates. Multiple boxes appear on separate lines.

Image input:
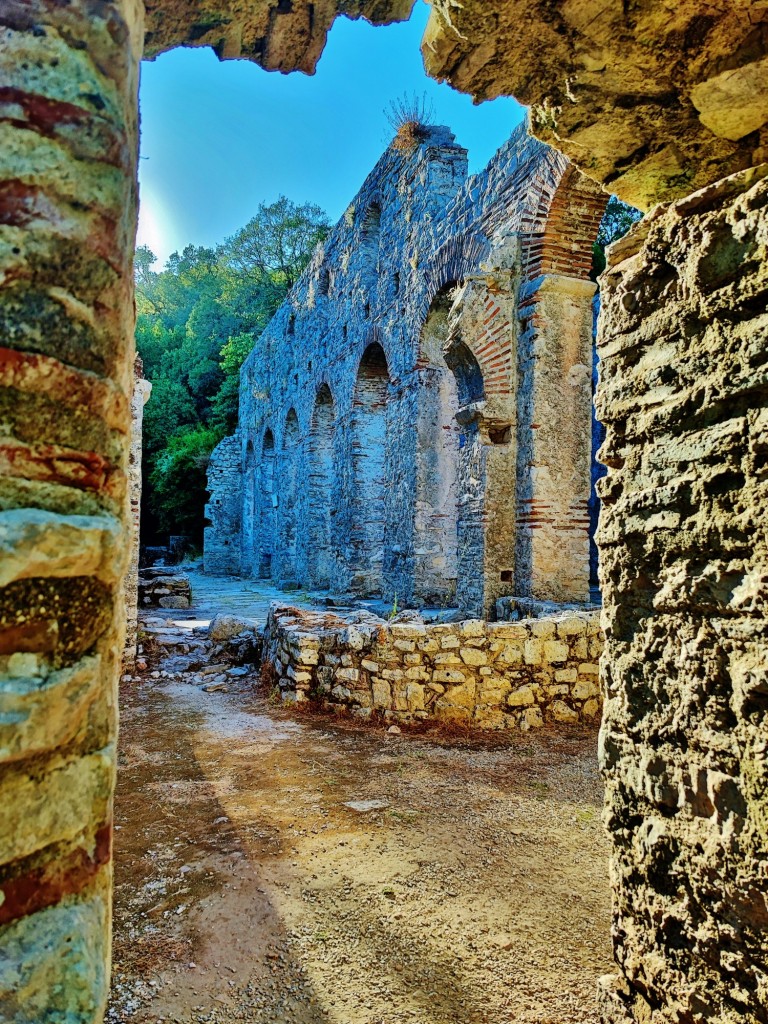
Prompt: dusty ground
<box><xmin>108</xmin><ymin>606</ymin><xmax>612</xmax><ymax>1024</ymax></box>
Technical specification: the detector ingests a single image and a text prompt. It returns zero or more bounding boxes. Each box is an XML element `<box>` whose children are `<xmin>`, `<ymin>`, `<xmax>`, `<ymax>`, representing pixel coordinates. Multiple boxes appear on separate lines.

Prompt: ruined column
<box><xmin>124</xmin><ymin>358</ymin><xmax>152</xmax><ymax>665</ymax></box>
<box><xmin>596</xmin><ymin>165</ymin><xmax>768</xmax><ymax>1023</ymax></box>
<box><xmin>0</xmin><ymin>0</ymin><xmax>143</xmax><ymax>1018</ymax></box>
<box><xmin>516</xmin><ymin>275</ymin><xmax>597</xmax><ymax>604</ymax></box>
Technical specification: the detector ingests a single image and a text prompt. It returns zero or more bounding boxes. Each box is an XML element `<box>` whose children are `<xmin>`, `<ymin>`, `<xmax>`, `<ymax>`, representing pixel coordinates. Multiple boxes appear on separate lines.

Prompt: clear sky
<box><xmin>137</xmin><ymin>1</ymin><xmax>524</xmax><ymax>267</ymax></box>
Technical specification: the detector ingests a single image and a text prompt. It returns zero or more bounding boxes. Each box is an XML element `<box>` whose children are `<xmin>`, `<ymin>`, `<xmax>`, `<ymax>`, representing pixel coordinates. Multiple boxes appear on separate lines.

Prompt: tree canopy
<box><xmin>136</xmin><ymin>196</ymin><xmax>330</xmax><ymax>545</ymax></box>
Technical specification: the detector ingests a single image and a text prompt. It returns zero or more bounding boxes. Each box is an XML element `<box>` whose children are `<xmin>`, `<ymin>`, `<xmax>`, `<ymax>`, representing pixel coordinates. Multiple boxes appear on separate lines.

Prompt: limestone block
<box><xmin>460</xmin><ymin>619</ymin><xmax>485</xmax><ymax>637</ymax></box>
<box><xmin>474</xmin><ymin>707</ymin><xmax>508</xmax><ymax>730</ymax></box>
<box><xmin>0</xmin><ymin>896</ymin><xmax>109</xmax><ymax>1023</ymax></box>
<box><xmin>578</xmin><ymin>663</ymin><xmax>599</xmax><ymax>676</ymax></box>
<box><xmin>340</xmin><ymin>653</ymin><xmax>354</xmax><ymax>667</ymax></box>
<box><xmin>405</xmin><ymin>666</ymin><xmax>429</xmax><ymax>681</ymax></box>
<box><xmin>530</xmin><ymin>620</ymin><xmax>556</xmax><ymax>639</ymax></box>
<box><xmin>0</xmin><ymin>509</ymin><xmax>123</xmax><ymax>587</ymax></box>
<box><xmin>488</xmin><ymin>623</ymin><xmax>529</xmax><ymax>640</ymax></box>
<box><xmin>351</xmin><ymin>689</ymin><xmax>373</xmax><ymax>709</ymax></box>
<box><xmin>335</xmin><ymin>667</ymin><xmax>359</xmax><ymax>684</ymax></box>
<box><xmin>524</xmin><ymin>639</ymin><xmax>543</xmax><ymax>666</ymax></box>
<box><xmin>405</xmin><ymin>683</ymin><xmax>426</xmax><ymax>712</ymax></box>
<box><xmin>543</xmin><ymin>640</ymin><xmax>569</xmax><ymax>664</ymax></box>
<box><xmin>382</xmin><ymin>669</ymin><xmax>404</xmax><ymax>681</ymax></box>
<box><xmin>0</xmin><ymin>655</ymin><xmax>101</xmax><ymax>763</ymax></box>
<box><xmin>556</xmin><ymin>616</ymin><xmax>587</xmax><ymax>637</ymax></box>
<box><xmin>331</xmin><ymin>685</ymin><xmax>351</xmax><ymax>701</ymax></box>
<box><xmin>340</xmin><ymin>626</ymin><xmax>365</xmax><ymax>650</ymax></box>
<box><xmin>418</xmin><ymin>638</ymin><xmax>439</xmax><ymax>654</ymax></box>
<box><xmin>209</xmin><ymin>614</ymin><xmax>259</xmax><ymax>641</ymax></box>
<box><xmin>520</xmin><ymin>707</ymin><xmax>544</xmax><ymax>731</ymax></box>
<box><xmin>498</xmin><ymin>643</ymin><xmax>523</xmax><ymax>665</ymax></box>
<box><xmin>0</xmin><ymin>748</ymin><xmax>113</xmax><ymax>864</ymax></box>
<box><xmin>555</xmin><ymin>668</ymin><xmax>578</xmax><ymax>683</ymax></box>
<box><xmin>479</xmin><ymin>677</ymin><xmax>512</xmax><ymax>704</ymax></box>
<box><xmin>507</xmin><ymin>684</ymin><xmax>537</xmax><ymax>707</ymax></box>
<box><xmin>434</xmin><ymin>653</ymin><xmax>461</xmax><ymax>666</ymax></box>
<box><xmin>460</xmin><ymin>648</ymin><xmax>488</xmax><ymax>666</ymax></box>
<box><xmin>573</xmin><ymin>678</ymin><xmax>599</xmax><ymax>700</ymax></box>
<box><xmin>433</xmin><ymin>669</ymin><xmax>467</xmax><ymax>685</ymax></box>
<box><xmin>361</xmin><ymin>659</ymin><xmax>379</xmax><ymax>673</ymax></box>
<box><xmin>372</xmin><ymin>680</ymin><xmax>392</xmax><ymax>707</ymax></box>
<box><xmin>550</xmin><ymin>700</ymin><xmax>578</xmax><ymax>723</ymax></box>
<box><xmin>582</xmin><ymin>698</ymin><xmax>600</xmax><ymax>719</ymax></box>
<box><xmin>439</xmin><ymin>635</ymin><xmax>460</xmax><ymax>649</ymax></box>
<box><xmin>393</xmin><ymin>639</ymin><xmax>416</xmax><ymax>652</ymax></box>
<box><xmin>389</xmin><ymin>624</ymin><xmax>427</xmax><ymax>640</ymax></box>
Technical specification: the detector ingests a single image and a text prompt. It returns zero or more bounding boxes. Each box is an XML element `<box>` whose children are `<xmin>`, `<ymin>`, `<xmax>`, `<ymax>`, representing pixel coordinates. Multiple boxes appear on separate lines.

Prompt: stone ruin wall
<box><xmin>596</xmin><ymin>166</ymin><xmax>768</xmax><ymax>1023</ymax></box>
<box><xmin>265</xmin><ymin>604</ymin><xmax>604</xmax><ymax>729</ymax></box>
<box><xmin>124</xmin><ymin>358</ymin><xmax>152</xmax><ymax>665</ymax></box>
<box><xmin>203</xmin><ymin>432</ymin><xmax>243</xmax><ymax>575</ymax></box>
<box><xmin>206</xmin><ymin>122</ymin><xmax>606</xmax><ymax>617</ymax></box>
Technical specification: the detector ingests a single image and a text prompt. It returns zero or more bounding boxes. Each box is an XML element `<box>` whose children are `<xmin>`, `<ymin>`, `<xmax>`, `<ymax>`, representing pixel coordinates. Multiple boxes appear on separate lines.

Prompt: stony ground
<box><xmin>108</xmin><ymin>597</ymin><xmax>612</xmax><ymax>1024</ymax></box>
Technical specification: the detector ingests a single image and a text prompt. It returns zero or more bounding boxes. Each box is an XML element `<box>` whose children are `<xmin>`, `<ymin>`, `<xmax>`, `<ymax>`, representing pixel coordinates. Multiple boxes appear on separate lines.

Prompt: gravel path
<box><xmin>108</xmin><ymin>619</ymin><xmax>612</xmax><ymax>1024</ymax></box>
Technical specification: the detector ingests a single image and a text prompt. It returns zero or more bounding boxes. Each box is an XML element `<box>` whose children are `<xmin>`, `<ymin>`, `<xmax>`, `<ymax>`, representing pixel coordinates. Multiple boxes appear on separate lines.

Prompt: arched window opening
<box><xmin>351</xmin><ymin>342</ymin><xmax>390</xmax><ymax>596</ymax></box>
<box><xmin>414</xmin><ymin>286</ymin><xmax>461</xmax><ymax>605</ymax></box>
<box><xmin>318</xmin><ymin>265</ymin><xmax>330</xmax><ymax>297</ymax></box>
<box><xmin>258</xmin><ymin>429</ymin><xmax>276</xmax><ymax>578</ymax></box>
<box><xmin>280</xmin><ymin>410</ymin><xmax>300</xmax><ymax>582</ymax></box>
<box><xmin>308</xmin><ymin>384</ymin><xmax>336</xmax><ymax>588</ymax></box>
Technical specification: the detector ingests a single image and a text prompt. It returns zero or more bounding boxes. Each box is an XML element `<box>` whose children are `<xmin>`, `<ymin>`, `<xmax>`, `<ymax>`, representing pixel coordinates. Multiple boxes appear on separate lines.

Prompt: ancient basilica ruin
<box><xmin>1</xmin><ymin>2</ymin><xmax>766</xmax><ymax>1023</ymax></box>
<box><xmin>205</xmin><ymin>123</ymin><xmax>606</xmax><ymax>617</ymax></box>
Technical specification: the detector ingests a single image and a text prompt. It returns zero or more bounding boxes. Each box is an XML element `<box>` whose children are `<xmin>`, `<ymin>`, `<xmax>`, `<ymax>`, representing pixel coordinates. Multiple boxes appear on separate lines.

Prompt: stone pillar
<box><xmin>0</xmin><ymin>0</ymin><xmax>142</xmax><ymax>1019</ymax></box>
<box><xmin>204</xmin><ymin>434</ymin><xmax>243</xmax><ymax>576</ymax></box>
<box><xmin>596</xmin><ymin>165</ymin><xmax>768</xmax><ymax>1023</ymax></box>
<box><xmin>516</xmin><ymin>274</ymin><xmax>596</xmax><ymax>603</ymax></box>
<box><xmin>124</xmin><ymin>360</ymin><xmax>152</xmax><ymax>665</ymax></box>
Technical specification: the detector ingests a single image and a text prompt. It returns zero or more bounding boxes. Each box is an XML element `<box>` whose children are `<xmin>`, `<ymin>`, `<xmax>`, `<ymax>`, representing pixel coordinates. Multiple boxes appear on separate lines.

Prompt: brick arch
<box><xmin>417</xmin><ymin>230</ymin><xmax>491</xmax><ymax>324</ymax></box>
<box><xmin>519</xmin><ymin>165</ymin><xmax>607</xmax><ymax>283</ymax></box>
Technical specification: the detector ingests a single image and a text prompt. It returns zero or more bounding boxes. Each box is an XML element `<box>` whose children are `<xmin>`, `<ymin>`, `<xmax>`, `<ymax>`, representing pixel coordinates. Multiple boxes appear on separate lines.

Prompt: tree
<box><xmin>592</xmin><ymin>196</ymin><xmax>643</xmax><ymax>278</ymax></box>
<box><xmin>223</xmin><ymin>196</ymin><xmax>330</xmax><ymax>289</ymax></box>
<box><xmin>134</xmin><ymin>196</ymin><xmax>330</xmax><ymax>546</ymax></box>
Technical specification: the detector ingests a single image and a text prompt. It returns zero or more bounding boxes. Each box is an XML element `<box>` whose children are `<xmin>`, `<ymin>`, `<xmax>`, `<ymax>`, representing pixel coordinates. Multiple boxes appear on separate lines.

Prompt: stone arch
<box><xmin>350</xmin><ymin>341</ymin><xmax>390</xmax><ymax>596</ymax></box>
<box><xmin>241</xmin><ymin>437</ymin><xmax>258</xmax><ymax>575</ymax></box>
<box><xmin>416</xmin><ymin>231</ymin><xmax>490</xmax><ymax>324</ymax></box>
<box><xmin>414</xmin><ymin>284</ymin><xmax>461</xmax><ymax>605</ymax></box>
<box><xmin>307</xmin><ymin>383</ymin><xmax>336</xmax><ymax>588</ymax></box>
<box><xmin>257</xmin><ymin>428</ymin><xmax>276</xmax><ymax>578</ymax></box>
<box><xmin>279</xmin><ymin>409</ymin><xmax>301</xmax><ymax>583</ymax></box>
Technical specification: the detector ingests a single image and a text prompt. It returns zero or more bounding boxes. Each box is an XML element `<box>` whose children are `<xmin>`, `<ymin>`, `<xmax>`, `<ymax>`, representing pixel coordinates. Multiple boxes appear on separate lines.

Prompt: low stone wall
<box><xmin>263</xmin><ymin>605</ymin><xmax>604</xmax><ymax>729</ymax></box>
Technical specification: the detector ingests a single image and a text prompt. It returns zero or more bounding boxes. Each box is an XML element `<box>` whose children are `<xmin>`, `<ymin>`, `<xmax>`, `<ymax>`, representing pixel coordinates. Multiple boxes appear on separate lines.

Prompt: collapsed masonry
<box><xmin>205</xmin><ymin>123</ymin><xmax>607</xmax><ymax>618</ymax></box>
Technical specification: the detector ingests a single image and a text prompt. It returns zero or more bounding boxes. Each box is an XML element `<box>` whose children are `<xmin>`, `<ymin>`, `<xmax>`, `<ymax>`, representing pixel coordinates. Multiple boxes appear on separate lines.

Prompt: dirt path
<box><xmin>109</xmin><ymin>664</ymin><xmax>612</xmax><ymax>1024</ymax></box>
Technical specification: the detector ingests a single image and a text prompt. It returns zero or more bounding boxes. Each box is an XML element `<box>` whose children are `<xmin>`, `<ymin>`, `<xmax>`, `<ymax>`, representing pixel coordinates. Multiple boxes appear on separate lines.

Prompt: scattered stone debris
<box><xmin>139</xmin><ymin>567</ymin><xmax>192</xmax><ymax>609</ymax></box>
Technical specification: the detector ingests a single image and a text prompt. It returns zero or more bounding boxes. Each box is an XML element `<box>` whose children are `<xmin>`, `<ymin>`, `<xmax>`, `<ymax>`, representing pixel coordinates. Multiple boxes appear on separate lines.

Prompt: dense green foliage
<box><xmin>591</xmin><ymin>195</ymin><xmax>643</xmax><ymax>278</ymax></box>
<box><xmin>137</xmin><ymin>197</ymin><xmax>330</xmax><ymax>545</ymax></box>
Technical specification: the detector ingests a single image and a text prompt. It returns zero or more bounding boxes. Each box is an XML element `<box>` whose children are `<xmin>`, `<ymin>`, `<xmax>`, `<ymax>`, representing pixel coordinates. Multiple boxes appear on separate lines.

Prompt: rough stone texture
<box><xmin>124</xmin><ymin>358</ymin><xmax>151</xmax><ymax>664</ymax></box>
<box><xmin>204</xmin><ymin>432</ymin><xmax>242</xmax><ymax>575</ymax></box>
<box><xmin>0</xmin><ymin>0</ymin><xmax>142</xmax><ymax>1020</ymax></box>
<box><xmin>263</xmin><ymin>603</ymin><xmax>603</xmax><ymax>729</ymax></box>
<box><xmin>141</xmin><ymin>1</ymin><xmax>767</xmax><ymax>210</ymax></box>
<box><xmin>595</xmin><ymin>165</ymin><xmax>768</xmax><ymax>1023</ymax></box>
<box><xmin>207</xmin><ymin>123</ymin><xmax>605</xmax><ymax>616</ymax></box>
<box><xmin>137</xmin><ymin>569</ymin><xmax>191</xmax><ymax>609</ymax></box>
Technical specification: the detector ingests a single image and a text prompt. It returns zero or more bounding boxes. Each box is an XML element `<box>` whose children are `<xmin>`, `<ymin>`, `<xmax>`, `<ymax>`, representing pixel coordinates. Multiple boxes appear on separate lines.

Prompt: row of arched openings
<box><xmin>250</xmin><ymin>287</ymin><xmax>485</xmax><ymax>604</ymax></box>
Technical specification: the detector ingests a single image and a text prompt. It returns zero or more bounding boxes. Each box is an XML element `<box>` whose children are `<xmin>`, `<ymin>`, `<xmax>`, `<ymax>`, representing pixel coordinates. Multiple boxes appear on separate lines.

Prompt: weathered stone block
<box><xmin>543</xmin><ymin>640</ymin><xmax>569</xmax><ymax>664</ymax></box>
<box><xmin>460</xmin><ymin>647</ymin><xmax>488</xmax><ymax>666</ymax></box>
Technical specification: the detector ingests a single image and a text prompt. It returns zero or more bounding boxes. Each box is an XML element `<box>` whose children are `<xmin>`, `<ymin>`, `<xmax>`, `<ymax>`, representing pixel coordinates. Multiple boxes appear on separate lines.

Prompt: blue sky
<box><xmin>137</xmin><ymin>1</ymin><xmax>524</xmax><ymax>266</ymax></box>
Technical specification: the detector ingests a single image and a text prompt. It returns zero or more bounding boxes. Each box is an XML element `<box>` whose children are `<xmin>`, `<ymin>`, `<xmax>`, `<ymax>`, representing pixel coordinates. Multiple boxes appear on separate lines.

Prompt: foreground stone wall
<box><xmin>0</xmin><ymin>0</ymin><xmax>142</xmax><ymax>1019</ymax></box>
<box><xmin>207</xmin><ymin>123</ymin><xmax>605</xmax><ymax>616</ymax></box>
<box><xmin>264</xmin><ymin>604</ymin><xmax>604</xmax><ymax>729</ymax></box>
<box><xmin>596</xmin><ymin>165</ymin><xmax>768</xmax><ymax>1023</ymax></box>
